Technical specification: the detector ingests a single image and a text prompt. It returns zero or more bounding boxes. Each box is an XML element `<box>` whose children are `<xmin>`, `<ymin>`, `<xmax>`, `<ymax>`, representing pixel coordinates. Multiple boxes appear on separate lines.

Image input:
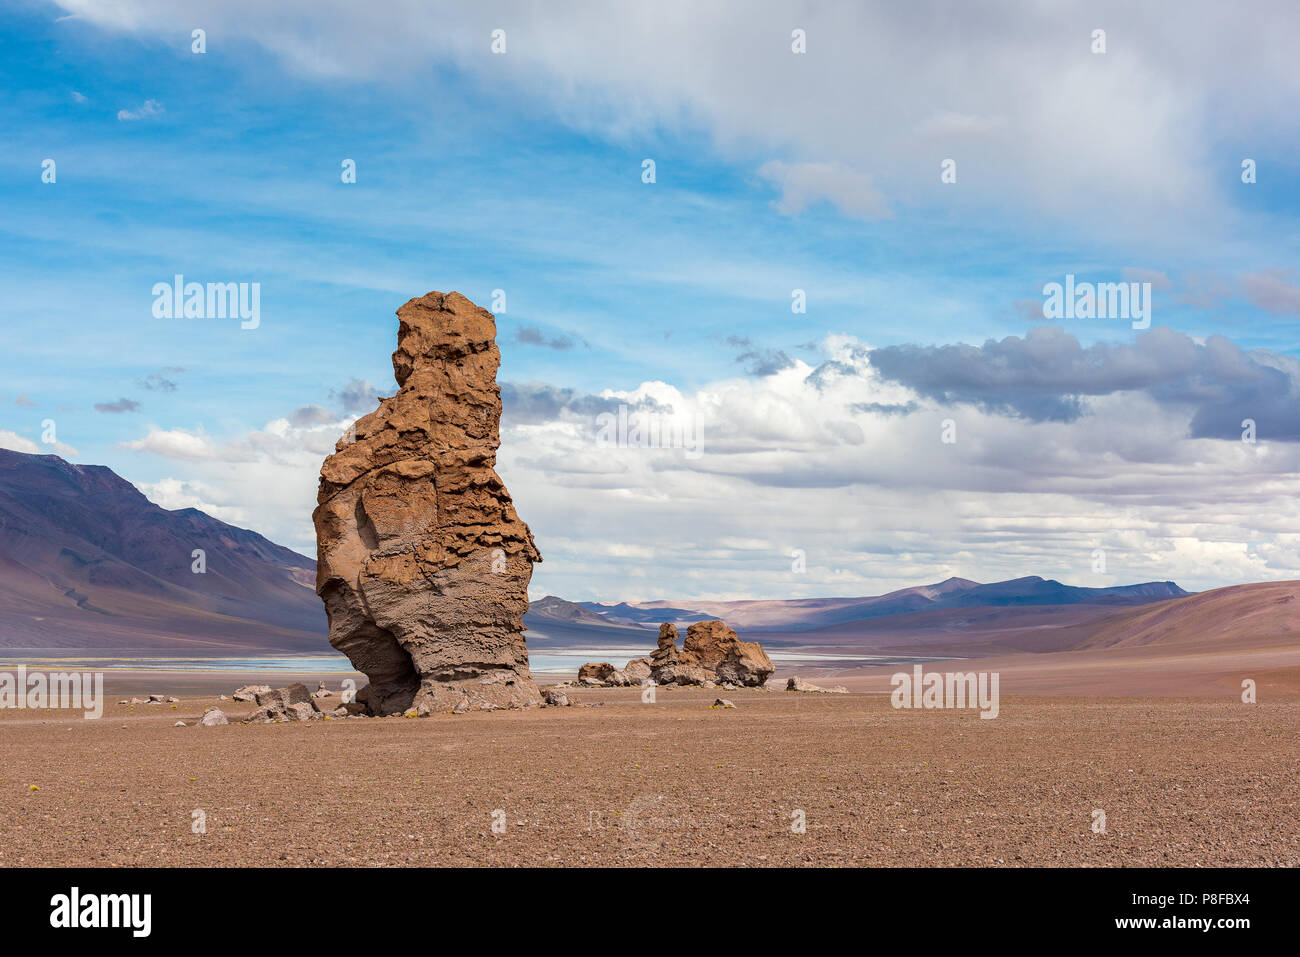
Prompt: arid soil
<box><xmin>2</xmin><ymin>685</ymin><xmax>1296</xmax><ymax>867</ymax></box>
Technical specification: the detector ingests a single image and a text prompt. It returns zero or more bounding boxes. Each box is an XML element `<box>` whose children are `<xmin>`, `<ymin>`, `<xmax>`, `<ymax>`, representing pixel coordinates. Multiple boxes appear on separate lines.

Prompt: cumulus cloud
<box><xmin>123</xmin><ymin>428</ymin><xmax>220</xmax><ymax>461</ymax></box>
<box><xmin>0</xmin><ymin>430</ymin><xmax>79</xmax><ymax>458</ymax></box>
<box><xmin>736</xmin><ymin>347</ymin><xmax>796</xmax><ymax>377</ymax></box>
<box><xmin>97</xmin><ymin>327</ymin><xmax>1300</xmax><ymax>596</ymax></box>
<box><xmin>867</xmin><ymin>326</ymin><xmax>1300</xmax><ymax>437</ymax></box>
<box><xmin>0</xmin><ymin>430</ymin><xmax>40</xmax><ymax>454</ymax></box>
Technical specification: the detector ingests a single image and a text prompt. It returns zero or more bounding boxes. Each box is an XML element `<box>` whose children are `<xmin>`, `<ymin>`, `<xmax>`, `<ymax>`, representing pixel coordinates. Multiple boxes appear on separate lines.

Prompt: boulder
<box><xmin>311</xmin><ymin>681</ymin><xmax>331</xmax><ymax>699</ymax></box>
<box><xmin>543</xmin><ymin>688</ymin><xmax>571</xmax><ymax>707</ymax></box>
<box><xmin>254</xmin><ymin>683</ymin><xmax>313</xmax><ymax>710</ymax></box>
<box><xmin>314</xmin><ymin>292</ymin><xmax>543</xmax><ymax>715</ymax></box>
<box><xmin>712</xmin><ymin>698</ymin><xmax>736</xmax><ymax>709</ymax></box>
<box><xmin>577</xmin><ymin>662</ymin><xmax>630</xmax><ymax>687</ymax></box>
<box><xmin>683</xmin><ymin>620</ymin><xmax>774</xmax><ymax>687</ymax></box>
<box><xmin>232</xmin><ymin>684</ymin><xmax>270</xmax><ymax>703</ymax></box>
<box><xmin>198</xmin><ymin>708</ymin><xmax>228</xmax><ymax>726</ymax></box>
<box><xmin>623</xmin><ymin>657</ymin><xmax>653</xmax><ymax>684</ymax></box>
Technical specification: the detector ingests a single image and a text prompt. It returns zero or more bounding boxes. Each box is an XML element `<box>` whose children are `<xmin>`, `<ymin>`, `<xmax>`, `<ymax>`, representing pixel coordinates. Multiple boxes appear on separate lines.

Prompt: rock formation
<box><xmin>574</xmin><ymin>619</ymin><xmax>775</xmax><ymax>688</ymax></box>
<box><xmin>314</xmin><ymin>291</ymin><xmax>543</xmax><ymax>714</ymax></box>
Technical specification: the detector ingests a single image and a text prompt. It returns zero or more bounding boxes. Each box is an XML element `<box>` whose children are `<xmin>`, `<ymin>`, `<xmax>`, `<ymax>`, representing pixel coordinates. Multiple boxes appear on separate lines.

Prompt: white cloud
<box><xmin>116</xmin><ymin>99</ymin><xmax>163</xmax><ymax>121</ymax></box>
<box><xmin>51</xmin><ymin>0</ymin><xmax>1300</xmax><ymax>236</ymax></box>
<box><xmin>123</xmin><ymin>428</ymin><xmax>218</xmax><ymax>460</ymax></box>
<box><xmin>0</xmin><ymin>430</ymin><xmax>40</xmax><ymax>454</ymax></box>
<box><xmin>756</xmin><ymin>160</ymin><xmax>890</xmax><ymax>221</ymax></box>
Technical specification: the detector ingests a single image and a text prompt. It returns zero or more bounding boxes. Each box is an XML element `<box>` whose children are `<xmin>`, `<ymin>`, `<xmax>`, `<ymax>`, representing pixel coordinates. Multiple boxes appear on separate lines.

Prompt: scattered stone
<box><xmin>311</xmin><ymin>681</ymin><xmax>331</xmax><ymax>699</ymax></box>
<box><xmin>543</xmin><ymin>688</ymin><xmax>570</xmax><ymax>707</ymax></box>
<box><xmin>198</xmin><ymin>708</ymin><xmax>229</xmax><ymax>727</ymax></box>
<box><xmin>218</xmin><ymin>694</ymin><xmax>228</xmax><ymax>700</ymax></box>
<box><xmin>452</xmin><ymin>698</ymin><xmax>469</xmax><ymax>714</ymax></box>
<box><xmin>314</xmin><ymin>291</ymin><xmax>544</xmax><ymax>716</ymax></box>
<box><xmin>117</xmin><ymin>699</ymin><xmax>128</xmax><ymax>705</ymax></box>
<box><xmin>786</xmin><ymin>676</ymin><xmax>848</xmax><ymax>694</ymax></box>
<box><xmin>173</xmin><ymin>721</ymin><xmax>186</xmax><ymax>727</ymax></box>
<box><xmin>129</xmin><ymin>697</ymin><xmax>145</xmax><ymax>705</ymax></box>
<box><xmin>232</xmin><ymin>684</ymin><xmax>270</xmax><ymax>703</ymax></box>
<box><xmin>147</xmin><ymin>694</ymin><xmax>165</xmax><ymax>703</ymax></box>
<box><xmin>165</xmin><ymin>696</ymin><xmax>180</xmax><ymax>703</ymax></box>
<box><xmin>712</xmin><ymin>698</ymin><xmax>736</xmax><ymax>709</ymax></box>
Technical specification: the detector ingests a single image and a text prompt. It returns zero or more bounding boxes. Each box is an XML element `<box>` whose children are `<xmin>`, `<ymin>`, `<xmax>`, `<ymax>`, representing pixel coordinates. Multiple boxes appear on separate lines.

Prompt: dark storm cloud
<box><xmin>868</xmin><ymin>326</ymin><xmax>1300</xmax><ymax>438</ymax></box>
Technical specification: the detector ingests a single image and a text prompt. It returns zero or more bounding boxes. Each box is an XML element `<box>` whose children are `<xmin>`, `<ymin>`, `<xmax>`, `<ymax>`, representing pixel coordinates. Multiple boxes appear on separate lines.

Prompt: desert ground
<box><xmin>2</xmin><ymin>673</ymin><xmax>1296</xmax><ymax>867</ymax></box>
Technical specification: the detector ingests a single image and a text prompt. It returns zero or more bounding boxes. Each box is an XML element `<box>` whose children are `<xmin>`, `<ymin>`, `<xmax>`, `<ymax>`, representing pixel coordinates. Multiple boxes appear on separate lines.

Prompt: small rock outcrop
<box><xmin>314</xmin><ymin>292</ymin><xmax>543</xmax><ymax>715</ymax></box>
<box><xmin>636</xmin><ymin>619</ymin><xmax>773</xmax><ymax>687</ymax></box>
<box><xmin>578</xmin><ymin>662</ymin><xmax>630</xmax><ymax>686</ymax></box>
<box><xmin>786</xmin><ymin>676</ymin><xmax>848</xmax><ymax>694</ymax></box>
<box><xmin>243</xmin><ymin>683</ymin><xmax>324</xmax><ymax>723</ymax></box>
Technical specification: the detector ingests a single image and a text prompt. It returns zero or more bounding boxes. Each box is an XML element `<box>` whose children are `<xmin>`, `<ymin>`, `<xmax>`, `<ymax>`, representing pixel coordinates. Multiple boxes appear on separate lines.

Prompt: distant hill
<box><xmin>0</xmin><ymin>449</ymin><xmax>325</xmax><ymax>652</ymax></box>
<box><xmin>1069</xmin><ymin>580</ymin><xmax>1300</xmax><ymax>652</ymax></box>
<box><xmin>528</xmin><ymin>595</ymin><xmax>644</xmax><ymax>628</ymax></box>
<box><xmin>576</xmin><ymin>576</ymin><xmax>1190</xmax><ymax>632</ymax></box>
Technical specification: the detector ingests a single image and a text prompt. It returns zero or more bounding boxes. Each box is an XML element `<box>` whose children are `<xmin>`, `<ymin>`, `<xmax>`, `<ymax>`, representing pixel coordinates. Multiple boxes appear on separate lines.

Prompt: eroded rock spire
<box><xmin>314</xmin><ymin>291</ymin><xmax>542</xmax><ymax>714</ymax></box>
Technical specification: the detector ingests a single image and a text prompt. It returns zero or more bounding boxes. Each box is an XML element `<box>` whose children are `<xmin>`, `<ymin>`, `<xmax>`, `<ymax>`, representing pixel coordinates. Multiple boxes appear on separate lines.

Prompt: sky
<box><xmin>2</xmin><ymin>0</ymin><xmax>1300</xmax><ymax>600</ymax></box>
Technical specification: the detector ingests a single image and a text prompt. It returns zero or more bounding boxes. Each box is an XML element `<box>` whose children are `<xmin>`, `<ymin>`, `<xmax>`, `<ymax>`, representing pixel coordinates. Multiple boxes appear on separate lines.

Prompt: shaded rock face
<box><xmin>314</xmin><ymin>292</ymin><xmax>542</xmax><ymax>715</ymax></box>
<box><xmin>642</xmin><ymin>619</ymin><xmax>774</xmax><ymax>687</ymax></box>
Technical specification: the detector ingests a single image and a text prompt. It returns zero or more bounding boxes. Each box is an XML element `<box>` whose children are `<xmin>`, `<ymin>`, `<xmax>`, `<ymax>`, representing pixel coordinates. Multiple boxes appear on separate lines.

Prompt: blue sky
<box><xmin>3</xmin><ymin>1</ymin><xmax>1300</xmax><ymax>599</ymax></box>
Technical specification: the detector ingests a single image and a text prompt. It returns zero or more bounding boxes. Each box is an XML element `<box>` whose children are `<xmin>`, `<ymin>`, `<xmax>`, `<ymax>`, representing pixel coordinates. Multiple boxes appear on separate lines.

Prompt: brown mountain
<box><xmin>0</xmin><ymin>449</ymin><xmax>325</xmax><ymax>652</ymax></box>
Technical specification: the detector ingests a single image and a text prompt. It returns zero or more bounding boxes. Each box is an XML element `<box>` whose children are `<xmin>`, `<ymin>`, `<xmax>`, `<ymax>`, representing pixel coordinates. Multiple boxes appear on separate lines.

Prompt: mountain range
<box><xmin>0</xmin><ymin>449</ymin><xmax>324</xmax><ymax>652</ymax></box>
<box><xmin>3</xmin><ymin>449</ymin><xmax>1292</xmax><ymax>668</ymax></box>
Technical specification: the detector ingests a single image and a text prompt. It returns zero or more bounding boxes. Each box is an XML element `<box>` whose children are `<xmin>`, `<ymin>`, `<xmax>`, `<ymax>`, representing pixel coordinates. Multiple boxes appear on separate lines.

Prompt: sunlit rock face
<box><xmin>314</xmin><ymin>291</ymin><xmax>542</xmax><ymax>715</ymax></box>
